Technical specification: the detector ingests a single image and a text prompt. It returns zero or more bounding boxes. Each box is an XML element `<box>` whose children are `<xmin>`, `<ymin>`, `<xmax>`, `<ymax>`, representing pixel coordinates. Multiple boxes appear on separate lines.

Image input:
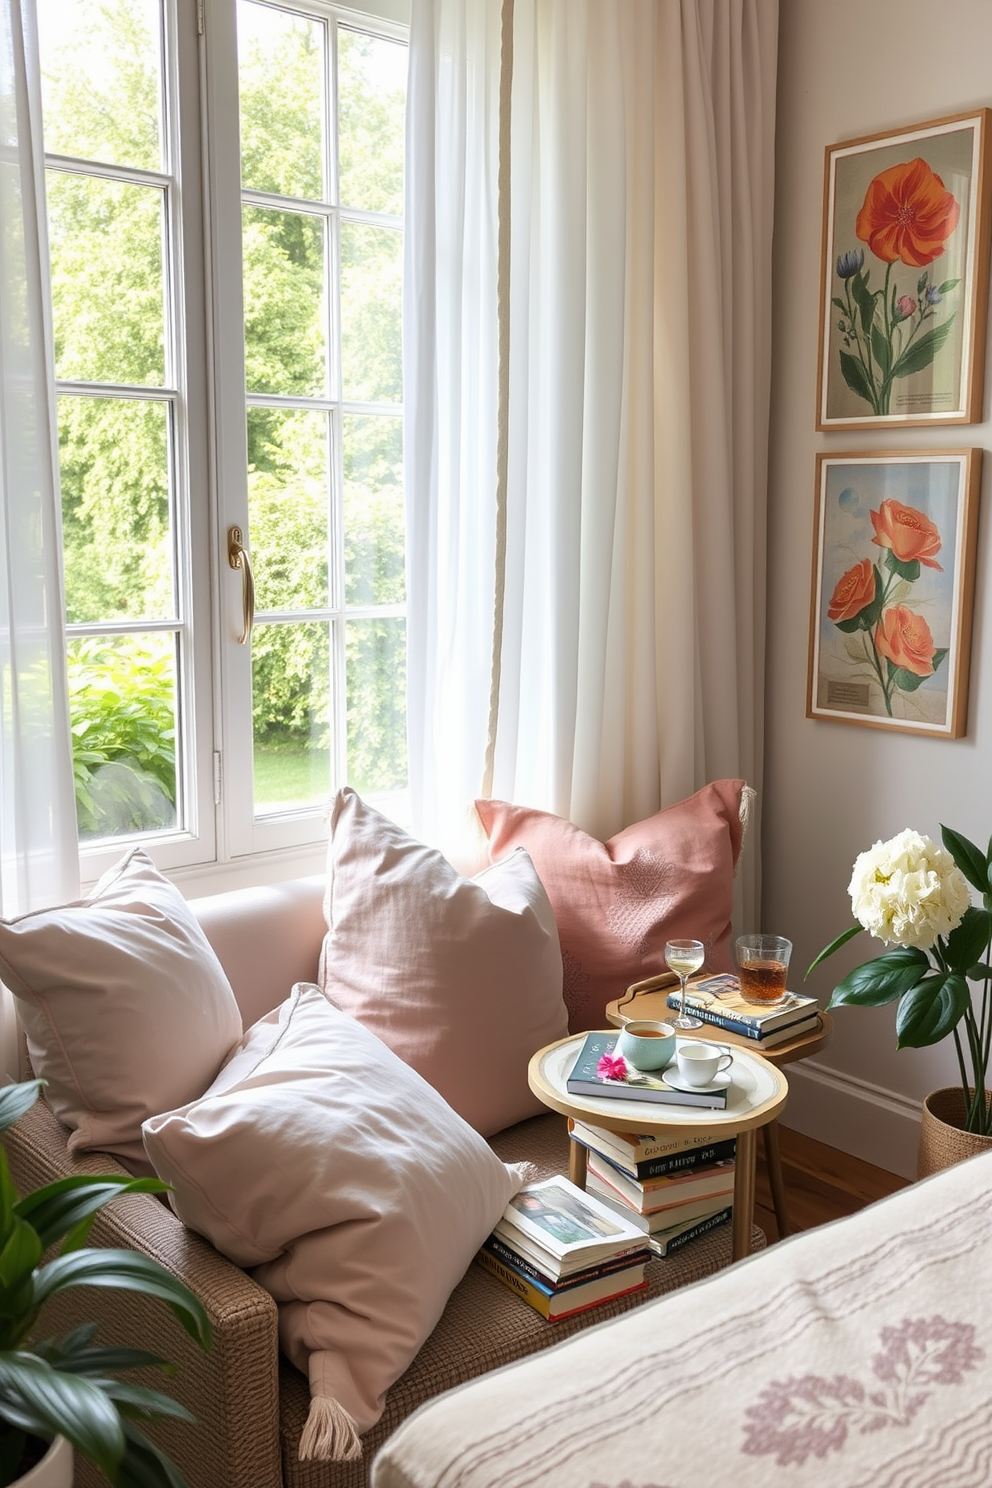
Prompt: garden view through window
<box><xmin>37</xmin><ymin>0</ymin><xmax>408</xmax><ymax>861</ymax></box>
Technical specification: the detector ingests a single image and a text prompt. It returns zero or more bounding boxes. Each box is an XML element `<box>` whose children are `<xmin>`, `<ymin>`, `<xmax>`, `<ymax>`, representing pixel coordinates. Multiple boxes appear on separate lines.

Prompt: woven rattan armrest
<box><xmin>2</xmin><ymin>1093</ymin><xmax>283</xmax><ymax>1488</ymax></box>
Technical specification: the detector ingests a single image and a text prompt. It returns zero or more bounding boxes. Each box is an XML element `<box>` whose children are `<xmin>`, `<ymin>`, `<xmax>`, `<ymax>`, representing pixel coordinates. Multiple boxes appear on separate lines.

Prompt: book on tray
<box><xmin>566</xmin><ymin>1032</ymin><xmax>729</xmax><ymax>1108</ymax></box>
<box><xmin>663</xmin><ymin>974</ymin><xmax>819</xmax><ymax>1043</ymax></box>
<box><xmin>569</xmin><ymin>1119</ymin><xmax>737</xmax><ymax>1181</ymax></box>
<box><xmin>475</xmin><ymin>1232</ymin><xmax>650</xmax><ymax>1321</ymax></box>
<box><xmin>584</xmin><ymin>1149</ymin><xmax>736</xmax><ymax>1216</ymax></box>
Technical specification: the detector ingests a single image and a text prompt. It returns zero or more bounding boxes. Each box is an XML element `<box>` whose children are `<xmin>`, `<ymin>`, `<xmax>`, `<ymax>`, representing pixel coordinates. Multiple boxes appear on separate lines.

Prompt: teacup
<box><xmin>675</xmin><ymin>1041</ymin><xmax>734</xmax><ymax>1088</ymax></box>
<box><xmin>616</xmin><ymin>1020</ymin><xmax>676</xmax><ymax>1072</ymax></box>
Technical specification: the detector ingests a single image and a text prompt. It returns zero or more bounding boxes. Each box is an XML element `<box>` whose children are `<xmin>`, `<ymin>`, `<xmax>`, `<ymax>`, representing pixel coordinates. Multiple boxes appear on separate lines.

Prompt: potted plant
<box><xmin>809</xmin><ymin>825</ymin><xmax>992</xmax><ymax>1173</ymax></box>
<box><xmin>0</xmin><ymin>1078</ymin><xmax>211</xmax><ymax>1487</ymax></box>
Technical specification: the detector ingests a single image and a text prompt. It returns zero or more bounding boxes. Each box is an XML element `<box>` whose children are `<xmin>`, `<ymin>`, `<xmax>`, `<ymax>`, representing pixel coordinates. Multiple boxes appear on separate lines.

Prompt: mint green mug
<box><xmin>615</xmin><ymin>1019</ymin><xmax>676</xmax><ymax>1072</ymax></box>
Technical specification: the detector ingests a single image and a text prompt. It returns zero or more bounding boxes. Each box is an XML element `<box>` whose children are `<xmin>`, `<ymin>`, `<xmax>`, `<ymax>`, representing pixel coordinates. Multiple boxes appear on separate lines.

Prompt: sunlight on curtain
<box><xmin>0</xmin><ymin>1</ymin><xmax>79</xmax><ymax>954</ymax></box>
<box><xmin>404</xmin><ymin>0</ymin><xmax>503</xmax><ymax>856</ymax></box>
<box><xmin>406</xmin><ymin>0</ymin><xmax>777</xmax><ymax>928</ymax></box>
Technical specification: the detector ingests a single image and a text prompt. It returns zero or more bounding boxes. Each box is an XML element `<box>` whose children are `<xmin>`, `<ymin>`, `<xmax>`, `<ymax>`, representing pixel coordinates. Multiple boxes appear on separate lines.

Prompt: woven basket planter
<box><xmin>917</xmin><ymin>1087</ymin><xmax>992</xmax><ymax>1179</ymax></box>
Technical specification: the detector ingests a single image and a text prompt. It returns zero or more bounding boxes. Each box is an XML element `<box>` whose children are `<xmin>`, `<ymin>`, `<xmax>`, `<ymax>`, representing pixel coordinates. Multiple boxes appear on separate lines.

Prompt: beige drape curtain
<box><xmin>406</xmin><ymin>0</ymin><xmax>778</xmax><ymax>932</ymax></box>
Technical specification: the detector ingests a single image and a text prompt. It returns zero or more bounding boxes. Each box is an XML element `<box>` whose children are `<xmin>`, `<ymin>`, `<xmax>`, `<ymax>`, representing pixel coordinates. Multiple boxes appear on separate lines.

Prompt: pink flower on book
<box><xmin>597</xmin><ymin>1051</ymin><xmax>628</xmax><ymax>1082</ymax></box>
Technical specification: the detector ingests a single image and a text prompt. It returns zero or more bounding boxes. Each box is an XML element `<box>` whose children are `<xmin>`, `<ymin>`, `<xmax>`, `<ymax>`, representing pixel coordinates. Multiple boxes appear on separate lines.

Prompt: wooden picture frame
<box><xmin>807</xmin><ymin>450</ymin><xmax>981</xmax><ymax>737</ymax></box>
<box><xmin>816</xmin><ymin>110</ymin><xmax>992</xmax><ymax>430</ymax></box>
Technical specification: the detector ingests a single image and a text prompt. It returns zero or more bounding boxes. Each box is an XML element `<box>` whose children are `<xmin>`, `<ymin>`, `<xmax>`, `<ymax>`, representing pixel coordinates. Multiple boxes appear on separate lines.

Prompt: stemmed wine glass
<box><xmin>665</xmin><ymin>939</ymin><xmax>705</xmax><ymax>1030</ymax></box>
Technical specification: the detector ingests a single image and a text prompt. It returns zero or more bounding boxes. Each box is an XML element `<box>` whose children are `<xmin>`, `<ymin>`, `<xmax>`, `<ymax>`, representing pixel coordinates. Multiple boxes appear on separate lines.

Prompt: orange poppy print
<box><xmin>856</xmin><ymin>158</ymin><xmax>960</xmax><ymax>268</ymax></box>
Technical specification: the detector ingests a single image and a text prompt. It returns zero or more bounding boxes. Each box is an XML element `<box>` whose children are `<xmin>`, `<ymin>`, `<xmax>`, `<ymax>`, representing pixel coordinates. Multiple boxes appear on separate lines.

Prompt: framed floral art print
<box><xmin>807</xmin><ymin>450</ymin><xmax>981</xmax><ymax>738</ymax></box>
<box><xmin>816</xmin><ymin>110</ymin><xmax>992</xmax><ymax>429</ymax></box>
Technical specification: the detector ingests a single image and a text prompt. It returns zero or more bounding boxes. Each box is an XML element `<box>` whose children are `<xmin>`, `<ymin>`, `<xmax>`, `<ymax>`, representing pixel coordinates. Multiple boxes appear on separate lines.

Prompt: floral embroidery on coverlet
<box><xmin>742</xmin><ymin>1316</ymin><xmax>983</xmax><ymax>1467</ymax></box>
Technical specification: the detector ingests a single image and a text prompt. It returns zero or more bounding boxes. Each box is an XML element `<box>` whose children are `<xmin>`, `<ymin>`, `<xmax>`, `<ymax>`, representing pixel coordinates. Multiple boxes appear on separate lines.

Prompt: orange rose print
<box><xmin>828</xmin><ymin>559</ymin><xmax>876</xmax><ymax>622</ymax></box>
<box><xmin>875</xmin><ymin>605</ymin><xmax>937</xmax><ymax>677</ymax></box>
<box><xmin>870</xmin><ymin>498</ymin><xmax>943</xmax><ymax>571</ymax></box>
<box><xmin>856</xmin><ymin>158</ymin><xmax>960</xmax><ymax>268</ymax></box>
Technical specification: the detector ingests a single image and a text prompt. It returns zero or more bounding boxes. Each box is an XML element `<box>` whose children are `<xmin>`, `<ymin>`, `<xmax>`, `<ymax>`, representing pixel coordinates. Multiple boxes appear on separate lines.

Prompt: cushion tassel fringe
<box><xmin>299</xmin><ymin>1395</ymin><xmax>363</xmax><ymax>1462</ymax></box>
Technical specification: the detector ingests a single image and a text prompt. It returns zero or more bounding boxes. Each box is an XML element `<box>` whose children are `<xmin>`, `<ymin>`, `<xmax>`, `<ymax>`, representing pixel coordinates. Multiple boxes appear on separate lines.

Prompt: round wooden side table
<box><xmin>527</xmin><ymin>1033</ymin><xmax>788</xmax><ymax>1263</ymax></box>
<box><xmin>605</xmin><ymin>973</ymin><xmax>834</xmax><ymax>1239</ymax></box>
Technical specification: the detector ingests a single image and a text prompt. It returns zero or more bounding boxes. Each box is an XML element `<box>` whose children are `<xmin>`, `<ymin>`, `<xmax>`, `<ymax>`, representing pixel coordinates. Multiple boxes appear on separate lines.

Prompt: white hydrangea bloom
<box><xmin>848</xmin><ymin>829</ymin><xmax>971</xmax><ymax>950</ymax></box>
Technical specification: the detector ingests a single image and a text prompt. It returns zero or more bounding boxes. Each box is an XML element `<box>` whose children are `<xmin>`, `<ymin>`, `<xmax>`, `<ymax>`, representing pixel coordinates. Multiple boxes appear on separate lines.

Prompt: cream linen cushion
<box><xmin>0</xmin><ymin>847</ymin><xmax>242</xmax><ymax>1173</ymax></box>
<box><xmin>318</xmin><ymin>788</ymin><xmax>568</xmax><ymax>1136</ymax></box>
<box><xmin>142</xmin><ymin>982</ymin><xmax>527</xmax><ymax>1462</ymax></box>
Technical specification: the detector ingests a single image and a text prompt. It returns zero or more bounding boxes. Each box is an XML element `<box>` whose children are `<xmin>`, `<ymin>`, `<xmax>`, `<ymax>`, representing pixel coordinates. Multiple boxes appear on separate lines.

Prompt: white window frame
<box><xmin>61</xmin><ymin>0</ymin><xmax>409</xmax><ymax>893</ymax></box>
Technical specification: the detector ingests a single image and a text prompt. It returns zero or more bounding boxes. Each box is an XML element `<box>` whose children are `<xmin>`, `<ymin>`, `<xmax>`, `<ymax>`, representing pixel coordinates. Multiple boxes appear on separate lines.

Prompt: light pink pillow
<box><xmin>142</xmin><ymin>983</ymin><xmax>526</xmax><ymax>1461</ymax></box>
<box><xmin>475</xmin><ymin>781</ymin><xmax>748</xmax><ymax>1031</ymax></box>
<box><xmin>318</xmin><ymin>788</ymin><xmax>568</xmax><ymax>1136</ymax></box>
<box><xmin>0</xmin><ymin>848</ymin><xmax>243</xmax><ymax>1173</ymax></box>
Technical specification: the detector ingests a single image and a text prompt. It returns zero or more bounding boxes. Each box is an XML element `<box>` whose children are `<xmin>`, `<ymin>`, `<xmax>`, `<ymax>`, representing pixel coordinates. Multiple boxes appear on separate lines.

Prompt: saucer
<box><xmin>660</xmin><ymin>1067</ymin><xmax>733</xmax><ymax>1095</ymax></box>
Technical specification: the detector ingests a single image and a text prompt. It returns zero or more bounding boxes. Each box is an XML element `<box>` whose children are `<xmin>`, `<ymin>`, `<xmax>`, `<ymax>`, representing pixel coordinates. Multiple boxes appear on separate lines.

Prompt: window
<box><xmin>35</xmin><ymin>0</ymin><xmax>408</xmax><ymax>883</ymax></box>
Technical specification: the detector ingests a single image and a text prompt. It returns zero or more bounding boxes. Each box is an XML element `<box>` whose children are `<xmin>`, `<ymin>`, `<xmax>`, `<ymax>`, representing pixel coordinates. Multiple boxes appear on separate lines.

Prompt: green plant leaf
<box><xmin>0</xmin><ymin>1352</ymin><xmax>124</xmax><ymax>1481</ymax></box>
<box><xmin>805</xmin><ymin>923</ymin><xmax>863</xmax><ymax>978</ymax></box>
<box><xmin>832</xmin><ymin>296</ymin><xmax>847</xmax><ymax>314</ymax></box>
<box><xmin>33</xmin><ymin>1327</ymin><xmax>175</xmax><ymax>1381</ymax></box>
<box><xmin>100</xmin><ymin>1380</ymin><xmax>195</xmax><ymax>1425</ymax></box>
<box><xmin>0</xmin><ymin>1083</ymin><xmax>43</xmax><ymax>1137</ymax></box>
<box><xmin>895</xmin><ymin>973</ymin><xmax>971</xmax><ymax>1047</ymax></box>
<box><xmin>0</xmin><ymin>1217</ymin><xmax>43</xmax><ymax>1297</ymax></box>
<box><xmin>18</xmin><ymin>1175</ymin><xmax>169</xmax><ymax>1254</ymax></box>
<box><xmin>32</xmin><ymin>1252</ymin><xmax>212</xmax><ymax>1349</ymax></box>
<box><xmin>838</xmin><ymin>348</ymin><xmax>875</xmax><ymax>406</ymax></box>
<box><xmin>890</xmin><ymin>314</ymin><xmax>955</xmax><ymax>379</ymax></box>
<box><xmin>930</xmin><ymin>647</ymin><xmax>948</xmax><ymax>676</ymax></box>
<box><xmin>827</xmin><ymin>946</ymin><xmax>929</xmax><ymax>1009</ymax></box>
<box><xmin>945</xmin><ymin>907</ymin><xmax>992</xmax><ymax>976</ymax></box>
<box><xmin>937</xmin><ymin>278</ymin><xmax>960</xmax><ymax>294</ymax></box>
<box><xmin>967</xmin><ymin>962</ymin><xmax>992</xmax><ymax>980</ymax></box>
<box><xmin>941</xmin><ymin>825</ymin><xmax>989</xmax><ymax>895</ymax></box>
<box><xmin>117</xmin><ymin>1417</ymin><xmax>191</xmax><ymax>1488</ymax></box>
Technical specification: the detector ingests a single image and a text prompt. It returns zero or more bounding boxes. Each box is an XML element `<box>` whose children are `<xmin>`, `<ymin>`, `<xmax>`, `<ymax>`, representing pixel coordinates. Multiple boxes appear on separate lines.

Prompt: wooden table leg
<box><xmin>732</xmin><ymin>1127</ymin><xmax>757</xmax><ymax>1261</ymax></box>
<box><xmin>763</xmin><ymin>1119</ymin><xmax>791</xmax><ymax>1238</ymax></box>
<box><xmin>568</xmin><ymin>1138</ymin><xmax>588</xmax><ymax>1189</ymax></box>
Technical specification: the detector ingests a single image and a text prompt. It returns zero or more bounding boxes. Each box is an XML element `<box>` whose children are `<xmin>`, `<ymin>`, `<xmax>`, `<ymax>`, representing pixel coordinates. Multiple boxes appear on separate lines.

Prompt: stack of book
<box><xmin>663</xmin><ymin>973</ymin><xmax>820</xmax><ymax>1048</ymax></box>
<box><xmin>570</xmin><ymin>1120</ymin><xmax>736</xmax><ymax>1253</ymax></box>
<box><xmin>476</xmin><ymin>1175</ymin><xmax>653</xmax><ymax>1321</ymax></box>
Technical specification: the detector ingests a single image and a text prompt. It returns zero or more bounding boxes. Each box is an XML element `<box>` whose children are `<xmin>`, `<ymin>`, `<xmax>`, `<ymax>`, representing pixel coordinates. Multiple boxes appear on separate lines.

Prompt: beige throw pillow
<box><xmin>142</xmin><ymin>983</ymin><xmax>527</xmax><ymax>1461</ymax></box>
<box><xmin>0</xmin><ymin>848</ymin><xmax>243</xmax><ymax>1173</ymax></box>
<box><xmin>318</xmin><ymin>788</ymin><xmax>568</xmax><ymax>1136</ymax></box>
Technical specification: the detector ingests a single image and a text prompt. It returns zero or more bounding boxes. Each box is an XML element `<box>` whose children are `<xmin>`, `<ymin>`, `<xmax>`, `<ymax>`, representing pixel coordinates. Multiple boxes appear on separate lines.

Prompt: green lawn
<box><xmin>253</xmin><ymin>744</ymin><xmax>330</xmax><ymax>808</ymax></box>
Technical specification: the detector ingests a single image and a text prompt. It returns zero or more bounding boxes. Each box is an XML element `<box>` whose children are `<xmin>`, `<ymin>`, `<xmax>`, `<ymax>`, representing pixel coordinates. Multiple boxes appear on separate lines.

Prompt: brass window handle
<box><xmin>227</xmin><ymin>526</ymin><xmax>255</xmax><ymax>645</ymax></box>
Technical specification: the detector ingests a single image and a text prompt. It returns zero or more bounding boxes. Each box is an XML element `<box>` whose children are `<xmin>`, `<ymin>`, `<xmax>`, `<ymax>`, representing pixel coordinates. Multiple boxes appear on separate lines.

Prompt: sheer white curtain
<box><xmin>405</xmin><ymin>0</ymin><xmax>777</xmax><ymax>926</ymax></box>
<box><xmin>0</xmin><ymin>0</ymin><xmax>79</xmax><ymax>937</ymax></box>
<box><xmin>404</xmin><ymin>0</ymin><xmax>504</xmax><ymax>852</ymax></box>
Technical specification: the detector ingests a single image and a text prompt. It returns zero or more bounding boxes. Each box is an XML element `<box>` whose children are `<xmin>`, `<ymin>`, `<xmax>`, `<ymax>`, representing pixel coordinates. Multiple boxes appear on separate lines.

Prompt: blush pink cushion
<box><xmin>0</xmin><ymin>848</ymin><xmax>243</xmax><ymax>1173</ymax></box>
<box><xmin>318</xmin><ymin>788</ymin><xmax>568</xmax><ymax>1136</ymax></box>
<box><xmin>142</xmin><ymin>983</ymin><xmax>526</xmax><ymax>1455</ymax></box>
<box><xmin>475</xmin><ymin>781</ymin><xmax>747</xmax><ymax>1031</ymax></box>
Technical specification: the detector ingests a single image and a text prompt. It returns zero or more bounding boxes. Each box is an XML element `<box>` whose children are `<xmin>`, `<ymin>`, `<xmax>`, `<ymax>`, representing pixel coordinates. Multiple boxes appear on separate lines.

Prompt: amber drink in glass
<box><xmin>736</xmin><ymin>934</ymin><xmax>792</xmax><ymax>1006</ymax></box>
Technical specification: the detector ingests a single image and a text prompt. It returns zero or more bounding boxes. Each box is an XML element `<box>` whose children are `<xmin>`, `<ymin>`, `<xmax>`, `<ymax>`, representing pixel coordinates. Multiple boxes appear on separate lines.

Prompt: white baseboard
<box><xmin>779</xmin><ymin>1060</ymin><xmax>922</xmax><ymax>1182</ymax></box>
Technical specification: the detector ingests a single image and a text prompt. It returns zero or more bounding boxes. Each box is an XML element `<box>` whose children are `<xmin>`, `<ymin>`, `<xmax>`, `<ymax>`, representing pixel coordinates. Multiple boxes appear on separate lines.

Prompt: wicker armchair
<box><xmin>3</xmin><ymin>879</ymin><xmax>759</xmax><ymax>1488</ymax></box>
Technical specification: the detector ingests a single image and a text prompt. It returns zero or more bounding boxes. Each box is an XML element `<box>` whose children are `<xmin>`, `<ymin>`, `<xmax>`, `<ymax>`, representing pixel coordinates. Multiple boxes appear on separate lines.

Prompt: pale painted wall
<box><xmin>766</xmin><ymin>0</ymin><xmax>992</xmax><ymax>1178</ymax></box>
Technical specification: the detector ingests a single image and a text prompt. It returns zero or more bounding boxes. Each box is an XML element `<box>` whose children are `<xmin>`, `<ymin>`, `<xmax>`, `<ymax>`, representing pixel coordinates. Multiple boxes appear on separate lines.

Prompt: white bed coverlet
<box><xmin>372</xmin><ymin>1148</ymin><xmax>992</xmax><ymax>1488</ymax></box>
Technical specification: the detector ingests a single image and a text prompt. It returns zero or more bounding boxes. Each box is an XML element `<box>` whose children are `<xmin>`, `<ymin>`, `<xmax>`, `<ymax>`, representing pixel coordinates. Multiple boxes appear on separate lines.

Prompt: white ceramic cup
<box><xmin>675</xmin><ymin>1041</ymin><xmax>733</xmax><ymax>1088</ymax></box>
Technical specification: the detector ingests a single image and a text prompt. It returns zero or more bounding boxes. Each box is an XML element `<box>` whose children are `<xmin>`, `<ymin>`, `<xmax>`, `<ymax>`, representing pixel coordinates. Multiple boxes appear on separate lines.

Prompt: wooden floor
<box><xmin>754</xmin><ymin>1125</ymin><xmax>909</xmax><ymax>1245</ymax></box>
